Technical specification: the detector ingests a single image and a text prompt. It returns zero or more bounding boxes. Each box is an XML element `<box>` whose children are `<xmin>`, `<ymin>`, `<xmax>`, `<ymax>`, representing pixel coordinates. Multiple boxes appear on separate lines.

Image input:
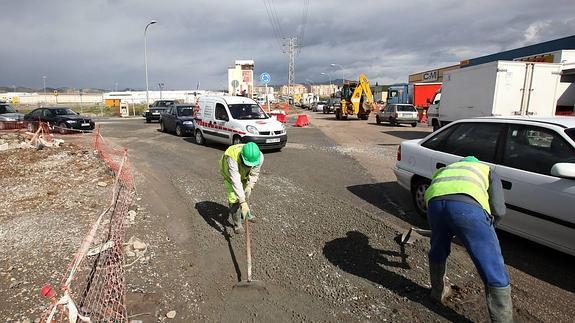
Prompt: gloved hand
<box><xmin>240</xmin><ymin>201</ymin><xmax>251</xmax><ymax>220</ymax></box>
<box><xmin>245</xmin><ymin>185</ymin><xmax>253</xmax><ymax>200</ymax></box>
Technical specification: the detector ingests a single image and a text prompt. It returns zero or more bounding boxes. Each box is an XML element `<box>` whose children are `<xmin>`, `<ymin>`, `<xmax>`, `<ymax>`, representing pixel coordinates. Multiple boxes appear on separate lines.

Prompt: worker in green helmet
<box><xmin>219</xmin><ymin>142</ymin><xmax>264</xmax><ymax>234</ymax></box>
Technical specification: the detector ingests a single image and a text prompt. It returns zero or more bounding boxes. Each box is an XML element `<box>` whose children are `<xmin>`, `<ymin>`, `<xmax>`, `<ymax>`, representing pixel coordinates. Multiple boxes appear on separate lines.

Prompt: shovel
<box><xmin>398</xmin><ymin>227</ymin><xmax>433</xmax><ymax>245</ymax></box>
<box><xmin>233</xmin><ymin>213</ymin><xmax>267</xmax><ymax>292</ymax></box>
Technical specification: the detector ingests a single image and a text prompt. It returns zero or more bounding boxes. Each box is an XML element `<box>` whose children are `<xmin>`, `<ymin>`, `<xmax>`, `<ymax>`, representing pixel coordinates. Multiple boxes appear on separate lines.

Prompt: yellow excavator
<box><xmin>336</xmin><ymin>74</ymin><xmax>376</xmax><ymax>120</ymax></box>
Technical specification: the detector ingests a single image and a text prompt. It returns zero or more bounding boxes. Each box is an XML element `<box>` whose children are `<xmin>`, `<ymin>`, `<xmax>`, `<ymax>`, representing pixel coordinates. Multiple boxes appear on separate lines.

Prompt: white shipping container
<box><xmin>438</xmin><ymin>61</ymin><xmax>562</xmax><ymax>124</ymax></box>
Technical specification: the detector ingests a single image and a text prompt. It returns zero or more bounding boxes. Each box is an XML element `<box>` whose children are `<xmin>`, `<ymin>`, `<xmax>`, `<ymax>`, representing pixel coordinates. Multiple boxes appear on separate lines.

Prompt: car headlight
<box><xmin>66</xmin><ymin>120</ymin><xmax>77</xmax><ymax>123</ymax></box>
<box><xmin>183</xmin><ymin>121</ymin><xmax>194</xmax><ymax>125</ymax></box>
<box><xmin>280</xmin><ymin>124</ymin><xmax>286</xmax><ymax>133</ymax></box>
<box><xmin>246</xmin><ymin>125</ymin><xmax>259</xmax><ymax>135</ymax></box>
<box><xmin>2</xmin><ymin>117</ymin><xmax>16</xmax><ymax>121</ymax></box>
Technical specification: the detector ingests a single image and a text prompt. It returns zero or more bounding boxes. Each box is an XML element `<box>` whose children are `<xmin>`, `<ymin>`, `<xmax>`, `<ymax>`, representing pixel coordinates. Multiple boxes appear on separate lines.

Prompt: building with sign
<box><xmin>460</xmin><ymin>35</ymin><xmax>575</xmax><ymax>67</ymax></box>
<box><xmin>227</xmin><ymin>60</ymin><xmax>254</xmax><ymax>97</ymax></box>
<box><xmin>409</xmin><ymin>64</ymin><xmax>460</xmax><ymax>83</ymax></box>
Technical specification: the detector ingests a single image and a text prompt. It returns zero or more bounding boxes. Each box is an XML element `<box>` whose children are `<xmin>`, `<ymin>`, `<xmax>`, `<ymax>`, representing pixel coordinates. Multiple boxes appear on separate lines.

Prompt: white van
<box><xmin>194</xmin><ymin>96</ymin><xmax>287</xmax><ymax>150</ymax></box>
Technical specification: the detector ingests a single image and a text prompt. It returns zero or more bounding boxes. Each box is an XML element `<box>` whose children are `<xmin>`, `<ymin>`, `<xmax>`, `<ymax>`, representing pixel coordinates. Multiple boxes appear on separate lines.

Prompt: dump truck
<box><xmin>336</xmin><ymin>74</ymin><xmax>376</xmax><ymax>120</ymax></box>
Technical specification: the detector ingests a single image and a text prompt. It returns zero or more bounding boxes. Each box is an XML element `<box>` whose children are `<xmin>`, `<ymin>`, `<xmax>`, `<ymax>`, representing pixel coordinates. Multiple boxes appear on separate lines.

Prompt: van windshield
<box><xmin>228</xmin><ymin>104</ymin><xmax>269</xmax><ymax>120</ymax></box>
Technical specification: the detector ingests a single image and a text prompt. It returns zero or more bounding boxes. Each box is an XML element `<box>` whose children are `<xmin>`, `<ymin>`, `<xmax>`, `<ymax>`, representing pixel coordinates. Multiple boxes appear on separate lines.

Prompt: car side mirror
<box><xmin>426</xmin><ymin>98</ymin><xmax>431</xmax><ymax>104</ymax></box>
<box><xmin>148</xmin><ymin>104</ymin><xmax>152</xmax><ymax>108</ymax></box>
<box><xmin>550</xmin><ymin>163</ymin><xmax>575</xmax><ymax>179</ymax></box>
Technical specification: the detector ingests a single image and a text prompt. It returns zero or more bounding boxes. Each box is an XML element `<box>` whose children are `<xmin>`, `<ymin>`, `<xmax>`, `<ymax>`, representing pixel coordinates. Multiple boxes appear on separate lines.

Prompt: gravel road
<box><xmin>1</xmin><ymin>111</ymin><xmax>573</xmax><ymax>322</ymax></box>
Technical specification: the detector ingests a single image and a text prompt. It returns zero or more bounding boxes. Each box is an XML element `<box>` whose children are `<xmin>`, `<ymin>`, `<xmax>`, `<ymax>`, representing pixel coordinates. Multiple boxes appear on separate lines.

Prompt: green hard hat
<box><xmin>461</xmin><ymin>156</ymin><xmax>480</xmax><ymax>163</ymax></box>
<box><xmin>241</xmin><ymin>142</ymin><xmax>261</xmax><ymax>167</ymax></box>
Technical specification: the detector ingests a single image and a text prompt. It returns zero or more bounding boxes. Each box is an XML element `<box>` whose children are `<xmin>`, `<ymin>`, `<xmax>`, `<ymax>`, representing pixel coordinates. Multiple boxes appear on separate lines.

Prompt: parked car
<box><xmin>393</xmin><ymin>116</ymin><xmax>575</xmax><ymax>255</ymax></box>
<box><xmin>0</xmin><ymin>103</ymin><xmax>24</xmax><ymax>121</ymax></box>
<box><xmin>323</xmin><ymin>97</ymin><xmax>340</xmax><ymax>114</ymax></box>
<box><xmin>160</xmin><ymin>104</ymin><xmax>196</xmax><ymax>136</ymax></box>
<box><xmin>376</xmin><ymin>103</ymin><xmax>418</xmax><ymax>127</ymax></box>
<box><xmin>311</xmin><ymin>101</ymin><xmax>327</xmax><ymax>112</ymax></box>
<box><xmin>145</xmin><ymin>100</ymin><xmax>176</xmax><ymax>123</ymax></box>
<box><xmin>23</xmin><ymin>107</ymin><xmax>95</xmax><ymax>134</ymax></box>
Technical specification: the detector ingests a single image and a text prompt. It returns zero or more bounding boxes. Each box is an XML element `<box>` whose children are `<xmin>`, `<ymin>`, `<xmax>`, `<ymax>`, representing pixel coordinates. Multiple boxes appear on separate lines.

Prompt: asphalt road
<box><xmin>96</xmin><ymin>113</ymin><xmax>574</xmax><ymax>322</ymax></box>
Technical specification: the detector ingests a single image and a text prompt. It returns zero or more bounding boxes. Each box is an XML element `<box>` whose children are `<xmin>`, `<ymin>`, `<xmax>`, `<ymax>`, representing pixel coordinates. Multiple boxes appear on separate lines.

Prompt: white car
<box><xmin>393</xmin><ymin>116</ymin><xmax>575</xmax><ymax>255</ymax></box>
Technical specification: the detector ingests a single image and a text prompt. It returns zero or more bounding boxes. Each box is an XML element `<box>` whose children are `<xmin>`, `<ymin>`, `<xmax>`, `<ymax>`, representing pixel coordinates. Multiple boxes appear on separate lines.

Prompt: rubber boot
<box><xmin>229</xmin><ymin>203</ymin><xmax>244</xmax><ymax>234</ymax></box>
<box><xmin>429</xmin><ymin>261</ymin><xmax>452</xmax><ymax>304</ymax></box>
<box><xmin>486</xmin><ymin>285</ymin><xmax>513</xmax><ymax>323</ymax></box>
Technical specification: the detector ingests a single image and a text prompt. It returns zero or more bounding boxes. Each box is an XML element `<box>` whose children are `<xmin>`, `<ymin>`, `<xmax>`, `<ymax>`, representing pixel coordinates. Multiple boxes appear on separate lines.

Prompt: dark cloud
<box><xmin>0</xmin><ymin>0</ymin><xmax>573</xmax><ymax>90</ymax></box>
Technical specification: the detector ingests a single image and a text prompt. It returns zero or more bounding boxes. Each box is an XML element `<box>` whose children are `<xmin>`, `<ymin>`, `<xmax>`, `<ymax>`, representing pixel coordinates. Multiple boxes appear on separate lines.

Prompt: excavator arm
<box><xmin>349</xmin><ymin>74</ymin><xmax>375</xmax><ymax>114</ymax></box>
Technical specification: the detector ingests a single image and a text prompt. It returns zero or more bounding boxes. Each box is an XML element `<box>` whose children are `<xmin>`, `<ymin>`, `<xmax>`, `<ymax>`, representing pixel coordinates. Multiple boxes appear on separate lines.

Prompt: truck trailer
<box><xmin>386</xmin><ymin>83</ymin><xmax>441</xmax><ymax>110</ymax></box>
<box><xmin>428</xmin><ymin>60</ymin><xmax>565</xmax><ymax>130</ymax></box>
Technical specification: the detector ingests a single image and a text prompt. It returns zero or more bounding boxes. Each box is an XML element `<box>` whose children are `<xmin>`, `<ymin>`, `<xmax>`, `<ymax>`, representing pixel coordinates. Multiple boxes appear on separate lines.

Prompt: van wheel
<box><xmin>411</xmin><ymin>122</ymin><xmax>417</xmax><ymax>127</ymax></box>
<box><xmin>412</xmin><ymin>177</ymin><xmax>430</xmax><ymax>217</ymax></box>
<box><xmin>232</xmin><ymin>135</ymin><xmax>242</xmax><ymax>145</ymax></box>
<box><xmin>195</xmin><ymin>130</ymin><xmax>205</xmax><ymax>145</ymax></box>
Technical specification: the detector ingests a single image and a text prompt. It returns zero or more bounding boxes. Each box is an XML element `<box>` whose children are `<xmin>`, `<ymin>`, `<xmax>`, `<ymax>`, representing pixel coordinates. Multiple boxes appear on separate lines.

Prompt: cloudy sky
<box><xmin>1</xmin><ymin>0</ymin><xmax>574</xmax><ymax>91</ymax></box>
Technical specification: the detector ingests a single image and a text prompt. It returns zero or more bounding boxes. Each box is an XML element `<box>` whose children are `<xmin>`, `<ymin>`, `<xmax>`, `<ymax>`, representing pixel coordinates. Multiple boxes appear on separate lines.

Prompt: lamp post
<box><xmin>321</xmin><ymin>72</ymin><xmax>333</xmax><ymax>95</ymax></box>
<box><xmin>144</xmin><ymin>20</ymin><xmax>157</xmax><ymax>106</ymax></box>
<box><xmin>42</xmin><ymin>76</ymin><xmax>47</xmax><ymax>104</ymax></box>
<box><xmin>158</xmin><ymin>82</ymin><xmax>164</xmax><ymax>99</ymax></box>
<box><xmin>330</xmin><ymin>63</ymin><xmax>345</xmax><ymax>86</ymax></box>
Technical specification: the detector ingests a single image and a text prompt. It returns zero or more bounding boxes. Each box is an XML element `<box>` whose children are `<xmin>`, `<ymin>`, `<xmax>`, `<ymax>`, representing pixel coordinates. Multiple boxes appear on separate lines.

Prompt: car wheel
<box><xmin>195</xmin><ymin>130</ymin><xmax>205</xmax><ymax>145</ymax></box>
<box><xmin>389</xmin><ymin>117</ymin><xmax>395</xmax><ymax>126</ymax></box>
<box><xmin>146</xmin><ymin>118</ymin><xmax>151</xmax><ymax>123</ymax></box>
<box><xmin>160</xmin><ymin>121</ymin><xmax>166</xmax><ymax>132</ymax></box>
<box><xmin>411</xmin><ymin>122</ymin><xmax>417</xmax><ymax>127</ymax></box>
<box><xmin>335</xmin><ymin>110</ymin><xmax>341</xmax><ymax>120</ymax></box>
<box><xmin>175</xmin><ymin>124</ymin><xmax>183</xmax><ymax>136</ymax></box>
<box><xmin>412</xmin><ymin>177</ymin><xmax>430</xmax><ymax>217</ymax></box>
<box><xmin>58</xmin><ymin>122</ymin><xmax>68</xmax><ymax>135</ymax></box>
<box><xmin>232</xmin><ymin>135</ymin><xmax>242</xmax><ymax>145</ymax></box>
<box><xmin>376</xmin><ymin>115</ymin><xmax>381</xmax><ymax>124</ymax></box>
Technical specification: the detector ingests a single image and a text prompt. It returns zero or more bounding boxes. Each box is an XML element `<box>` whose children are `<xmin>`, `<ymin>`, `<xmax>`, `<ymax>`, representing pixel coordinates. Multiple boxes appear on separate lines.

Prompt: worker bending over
<box><xmin>424</xmin><ymin>156</ymin><xmax>512</xmax><ymax>323</ymax></box>
<box><xmin>220</xmin><ymin>142</ymin><xmax>264</xmax><ymax>234</ymax></box>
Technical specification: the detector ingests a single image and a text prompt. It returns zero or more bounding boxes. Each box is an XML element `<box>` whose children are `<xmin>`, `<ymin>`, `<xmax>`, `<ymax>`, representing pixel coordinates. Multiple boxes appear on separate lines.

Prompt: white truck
<box><xmin>428</xmin><ymin>61</ymin><xmax>564</xmax><ymax>131</ymax></box>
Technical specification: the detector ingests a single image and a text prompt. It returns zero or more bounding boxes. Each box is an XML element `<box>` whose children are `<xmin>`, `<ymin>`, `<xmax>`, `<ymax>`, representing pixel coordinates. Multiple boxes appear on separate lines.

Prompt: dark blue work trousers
<box><xmin>427</xmin><ymin>199</ymin><xmax>509</xmax><ymax>287</ymax></box>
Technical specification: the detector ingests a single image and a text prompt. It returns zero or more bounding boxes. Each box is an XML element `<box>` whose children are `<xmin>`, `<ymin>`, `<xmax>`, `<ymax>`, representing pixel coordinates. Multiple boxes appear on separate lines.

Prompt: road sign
<box><xmin>260</xmin><ymin>73</ymin><xmax>271</xmax><ymax>84</ymax></box>
<box><xmin>53</xmin><ymin>90</ymin><xmax>59</xmax><ymax>96</ymax></box>
<box><xmin>231</xmin><ymin>80</ymin><xmax>239</xmax><ymax>88</ymax></box>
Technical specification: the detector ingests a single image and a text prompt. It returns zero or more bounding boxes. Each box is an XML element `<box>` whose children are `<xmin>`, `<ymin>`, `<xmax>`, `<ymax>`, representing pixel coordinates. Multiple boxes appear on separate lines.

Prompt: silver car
<box><xmin>0</xmin><ymin>103</ymin><xmax>24</xmax><ymax>121</ymax></box>
<box><xmin>376</xmin><ymin>103</ymin><xmax>419</xmax><ymax>127</ymax></box>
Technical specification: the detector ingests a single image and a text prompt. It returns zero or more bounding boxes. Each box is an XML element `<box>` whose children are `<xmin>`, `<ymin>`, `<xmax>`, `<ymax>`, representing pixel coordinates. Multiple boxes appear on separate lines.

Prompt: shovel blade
<box><xmin>233</xmin><ymin>280</ymin><xmax>268</xmax><ymax>294</ymax></box>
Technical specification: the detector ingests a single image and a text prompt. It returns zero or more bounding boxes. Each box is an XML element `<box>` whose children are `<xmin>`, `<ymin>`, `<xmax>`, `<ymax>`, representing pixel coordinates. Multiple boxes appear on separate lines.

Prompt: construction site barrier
<box><xmin>271</xmin><ymin>113</ymin><xmax>287</xmax><ymax>123</ymax></box>
<box><xmin>41</xmin><ymin>124</ymin><xmax>134</xmax><ymax>322</ymax></box>
<box><xmin>294</xmin><ymin>114</ymin><xmax>310</xmax><ymax>127</ymax></box>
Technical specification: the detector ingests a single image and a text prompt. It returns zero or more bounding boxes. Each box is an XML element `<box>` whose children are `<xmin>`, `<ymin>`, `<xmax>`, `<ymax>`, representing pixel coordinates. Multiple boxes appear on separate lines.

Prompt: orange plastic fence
<box><xmin>42</xmin><ymin>125</ymin><xmax>134</xmax><ymax>322</ymax></box>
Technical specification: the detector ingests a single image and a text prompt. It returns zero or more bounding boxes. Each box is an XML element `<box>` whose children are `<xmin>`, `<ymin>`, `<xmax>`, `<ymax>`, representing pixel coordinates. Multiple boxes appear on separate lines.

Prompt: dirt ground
<box><xmin>1</xmin><ymin>110</ymin><xmax>574</xmax><ymax>322</ymax></box>
<box><xmin>0</xmin><ymin>133</ymin><xmax>113</xmax><ymax>321</ymax></box>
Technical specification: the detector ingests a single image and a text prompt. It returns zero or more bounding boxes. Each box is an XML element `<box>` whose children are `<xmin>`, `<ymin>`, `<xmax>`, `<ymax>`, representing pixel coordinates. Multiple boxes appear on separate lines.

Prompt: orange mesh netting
<box><xmin>42</xmin><ymin>125</ymin><xmax>135</xmax><ymax>322</ymax></box>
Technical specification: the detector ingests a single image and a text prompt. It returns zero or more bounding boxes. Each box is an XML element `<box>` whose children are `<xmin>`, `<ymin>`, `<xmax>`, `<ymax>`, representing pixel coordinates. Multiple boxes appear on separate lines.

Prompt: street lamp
<box><xmin>330</xmin><ymin>63</ymin><xmax>345</xmax><ymax>86</ymax></box>
<box><xmin>158</xmin><ymin>82</ymin><xmax>164</xmax><ymax>99</ymax></box>
<box><xmin>144</xmin><ymin>20</ymin><xmax>157</xmax><ymax>106</ymax></box>
<box><xmin>42</xmin><ymin>76</ymin><xmax>47</xmax><ymax>104</ymax></box>
<box><xmin>321</xmin><ymin>72</ymin><xmax>333</xmax><ymax>95</ymax></box>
